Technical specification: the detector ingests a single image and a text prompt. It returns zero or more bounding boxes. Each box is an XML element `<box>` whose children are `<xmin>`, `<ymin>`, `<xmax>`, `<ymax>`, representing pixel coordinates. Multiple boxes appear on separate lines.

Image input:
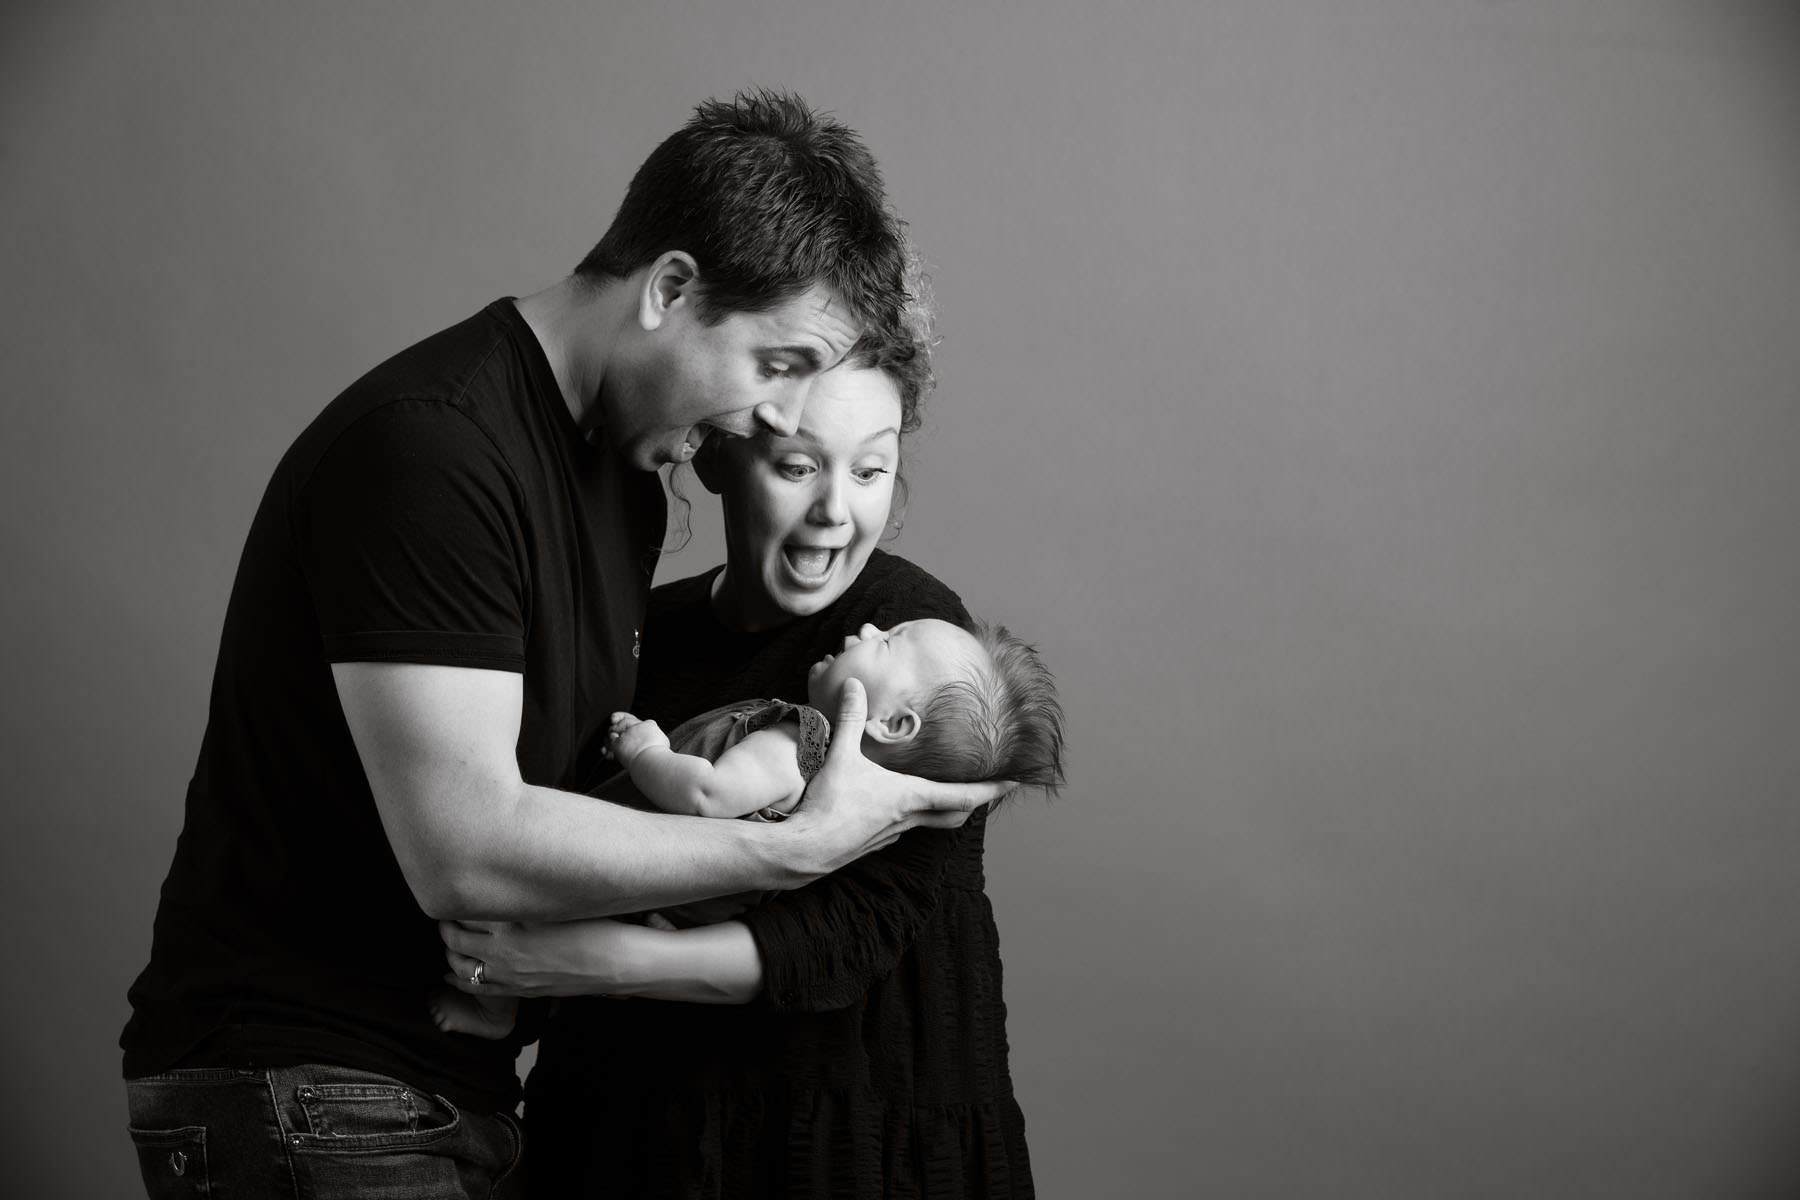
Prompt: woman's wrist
<box><xmin>578</xmin><ymin>920</ymin><xmax>662</xmax><ymax>996</ymax></box>
<box><xmin>626</xmin><ymin>921</ymin><xmax>764</xmax><ymax>1004</ymax></box>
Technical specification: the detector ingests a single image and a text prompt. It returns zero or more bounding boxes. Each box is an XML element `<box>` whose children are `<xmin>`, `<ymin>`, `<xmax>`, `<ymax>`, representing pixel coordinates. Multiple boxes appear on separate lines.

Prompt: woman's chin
<box><xmin>767</xmin><ymin>561</ymin><xmax>848</xmax><ymax>616</ymax></box>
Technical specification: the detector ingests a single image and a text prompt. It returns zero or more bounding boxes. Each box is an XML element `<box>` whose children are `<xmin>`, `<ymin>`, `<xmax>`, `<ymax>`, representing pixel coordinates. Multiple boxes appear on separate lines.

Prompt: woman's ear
<box><xmin>864</xmin><ymin>708</ymin><xmax>921</xmax><ymax>747</ymax></box>
<box><xmin>638</xmin><ymin>250</ymin><xmax>700</xmax><ymax>332</ymax></box>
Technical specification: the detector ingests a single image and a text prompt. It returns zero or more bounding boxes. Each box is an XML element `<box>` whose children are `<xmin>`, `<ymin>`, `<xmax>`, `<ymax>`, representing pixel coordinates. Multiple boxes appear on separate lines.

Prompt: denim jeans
<box><xmin>126</xmin><ymin>1064</ymin><xmax>523</xmax><ymax>1199</ymax></box>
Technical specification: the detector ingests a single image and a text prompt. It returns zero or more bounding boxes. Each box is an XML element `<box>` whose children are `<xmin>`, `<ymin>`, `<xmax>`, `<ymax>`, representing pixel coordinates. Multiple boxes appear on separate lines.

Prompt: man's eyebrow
<box><xmin>768</xmin><ymin>344</ymin><xmax>826</xmax><ymax>371</ymax></box>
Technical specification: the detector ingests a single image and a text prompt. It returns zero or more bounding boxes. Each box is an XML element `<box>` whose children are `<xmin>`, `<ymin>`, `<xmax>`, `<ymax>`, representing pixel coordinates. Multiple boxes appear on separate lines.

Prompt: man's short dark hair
<box><xmin>576</xmin><ymin>89</ymin><xmax>910</xmax><ymax>335</ymax></box>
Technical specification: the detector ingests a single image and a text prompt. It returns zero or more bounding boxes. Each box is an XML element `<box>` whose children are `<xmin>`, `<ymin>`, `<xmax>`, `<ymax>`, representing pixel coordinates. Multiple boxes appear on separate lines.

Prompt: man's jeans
<box><xmin>126</xmin><ymin>1064</ymin><xmax>523</xmax><ymax>1199</ymax></box>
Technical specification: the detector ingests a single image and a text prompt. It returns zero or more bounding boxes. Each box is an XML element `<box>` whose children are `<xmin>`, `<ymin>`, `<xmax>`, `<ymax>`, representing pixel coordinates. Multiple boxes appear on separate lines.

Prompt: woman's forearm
<box><xmin>443</xmin><ymin>915</ymin><xmax>764</xmax><ymax>1004</ymax></box>
<box><xmin>618</xmin><ymin>920</ymin><xmax>764</xmax><ymax>1004</ymax></box>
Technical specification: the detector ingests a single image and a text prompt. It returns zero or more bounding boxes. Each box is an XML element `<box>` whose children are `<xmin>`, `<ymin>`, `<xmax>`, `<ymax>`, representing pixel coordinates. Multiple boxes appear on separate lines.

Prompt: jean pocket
<box><xmin>287</xmin><ymin>1088</ymin><xmax>484</xmax><ymax>1199</ymax></box>
<box><xmin>127</xmin><ymin>1125</ymin><xmax>209</xmax><ymax>1198</ymax></box>
<box><xmin>291</xmin><ymin>1082</ymin><xmax>458</xmax><ymax>1147</ymax></box>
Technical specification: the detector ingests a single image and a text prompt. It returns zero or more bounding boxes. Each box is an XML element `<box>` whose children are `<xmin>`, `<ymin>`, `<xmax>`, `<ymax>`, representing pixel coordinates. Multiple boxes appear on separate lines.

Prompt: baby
<box><xmin>431</xmin><ymin>616</ymin><xmax>1065</xmax><ymax>1039</ymax></box>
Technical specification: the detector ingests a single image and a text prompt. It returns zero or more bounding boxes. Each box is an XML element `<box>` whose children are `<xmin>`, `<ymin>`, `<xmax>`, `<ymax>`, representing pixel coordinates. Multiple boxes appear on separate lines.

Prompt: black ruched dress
<box><xmin>524</xmin><ymin>550</ymin><xmax>1034</xmax><ymax>1199</ymax></box>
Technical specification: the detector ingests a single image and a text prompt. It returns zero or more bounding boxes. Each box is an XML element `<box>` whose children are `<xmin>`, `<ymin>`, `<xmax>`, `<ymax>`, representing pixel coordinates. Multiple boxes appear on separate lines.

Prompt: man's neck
<box><xmin>513</xmin><ymin>276</ymin><xmax>626</xmax><ymax>436</ymax></box>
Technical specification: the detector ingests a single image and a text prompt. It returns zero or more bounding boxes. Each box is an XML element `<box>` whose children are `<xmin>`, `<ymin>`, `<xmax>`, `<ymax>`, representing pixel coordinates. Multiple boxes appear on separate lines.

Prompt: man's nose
<box><xmin>752</xmin><ymin>392</ymin><xmax>803</xmax><ymax>438</ymax></box>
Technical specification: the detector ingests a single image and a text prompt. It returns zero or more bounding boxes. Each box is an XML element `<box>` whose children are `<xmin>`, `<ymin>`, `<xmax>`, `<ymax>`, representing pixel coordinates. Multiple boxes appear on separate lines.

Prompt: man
<box><xmin>121</xmin><ymin>91</ymin><xmax>1002</xmax><ymax>1198</ymax></box>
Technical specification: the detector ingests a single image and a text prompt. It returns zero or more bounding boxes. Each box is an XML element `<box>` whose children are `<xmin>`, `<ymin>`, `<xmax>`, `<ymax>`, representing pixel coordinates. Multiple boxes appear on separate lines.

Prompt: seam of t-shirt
<box><xmin>301</xmin><ymin>392</ymin><xmax>525</xmax><ymax>502</ymax></box>
<box><xmin>294</xmin><ymin>314</ymin><xmax>533</xmax><ymax>507</ymax></box>
<box><xmin>439</xmin><ymin>316</ymin><xmax>533</xmax><ymax>480</ymax></box>
<box><xmin>320</xmin><ymin>632</ymin><xmax>525</xmax><ymax>668</ymax></box>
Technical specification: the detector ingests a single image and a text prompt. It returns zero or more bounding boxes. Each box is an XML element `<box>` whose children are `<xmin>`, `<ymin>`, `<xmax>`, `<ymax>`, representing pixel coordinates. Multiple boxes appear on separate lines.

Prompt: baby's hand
<box><xmin>607</xmin><ymin>712</ymin><xmax>668</xmax><ymax>766</ymax></box>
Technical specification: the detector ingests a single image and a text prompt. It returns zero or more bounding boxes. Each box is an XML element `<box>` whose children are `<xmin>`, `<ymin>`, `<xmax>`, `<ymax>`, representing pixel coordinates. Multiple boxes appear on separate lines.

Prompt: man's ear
<box><xmin>864</xmin><ymin>707</ymin><xmax>921</xmax><ymax>747</ymax></box>
<box><xmin>638</xmin><ymin>251</ymin><xmax>700</xmax><ymax>331</ymax></box>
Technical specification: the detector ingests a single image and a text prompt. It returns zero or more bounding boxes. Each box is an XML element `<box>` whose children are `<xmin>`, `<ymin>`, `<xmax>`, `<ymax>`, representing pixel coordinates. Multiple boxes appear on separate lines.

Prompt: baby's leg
<box><xmin>428</xmin><ymin>986</ymin><xmax>519</xmax><ymax>1040</ymax></box>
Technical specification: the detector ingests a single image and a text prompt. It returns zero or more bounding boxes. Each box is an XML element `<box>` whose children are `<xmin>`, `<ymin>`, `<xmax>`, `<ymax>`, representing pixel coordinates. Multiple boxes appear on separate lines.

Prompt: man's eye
<box><xmin>759</xmin><ymin>360</ymin><xmax>792</xmax><ymax>379</ymax></box>
<box><xmin>776</xmin><ymin>462</ymin><xmax>814</xmax><ymax>480</ymax></box>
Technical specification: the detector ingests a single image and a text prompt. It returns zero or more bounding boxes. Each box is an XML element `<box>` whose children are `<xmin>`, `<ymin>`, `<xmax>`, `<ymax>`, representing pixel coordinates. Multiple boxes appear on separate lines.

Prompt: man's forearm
<box><xmin>425</xmin><ymin>782</ymin><xmax>815</xmax><ymax>921</ymax></box>
<box><xmin>334</xmin><ymin>664</ymin><xmax>986</xmax><ymax>923</ymax></box>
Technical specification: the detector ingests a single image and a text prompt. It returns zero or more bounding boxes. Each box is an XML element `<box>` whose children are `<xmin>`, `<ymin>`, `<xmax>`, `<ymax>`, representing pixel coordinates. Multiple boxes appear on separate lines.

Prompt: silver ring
<box><xmin>469</xmin><ymin>960</ymin><xmax>486</xmax><ymax>987</ymax></box>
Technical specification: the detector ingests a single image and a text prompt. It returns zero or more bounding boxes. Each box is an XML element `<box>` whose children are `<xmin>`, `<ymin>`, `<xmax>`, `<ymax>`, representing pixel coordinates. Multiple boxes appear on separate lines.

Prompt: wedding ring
<box><xmin>470</xmin><ymin>960</ymin><xmax>486</xmax><ymax>987</ymax></box>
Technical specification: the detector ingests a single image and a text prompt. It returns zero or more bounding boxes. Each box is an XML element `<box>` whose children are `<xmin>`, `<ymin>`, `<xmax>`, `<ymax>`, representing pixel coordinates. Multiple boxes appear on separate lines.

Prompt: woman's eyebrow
<box><xmin>782</xmin><ymin>425</ymin><xmax>897</xmax><ymax>446</ymax></box>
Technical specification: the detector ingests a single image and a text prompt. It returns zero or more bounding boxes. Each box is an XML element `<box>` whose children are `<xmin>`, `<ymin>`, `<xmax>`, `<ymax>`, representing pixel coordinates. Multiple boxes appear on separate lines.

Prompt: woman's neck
<box><xmin>708</xmin><ymin>568</ymin><xmax>784</xmax><ymax>633</ymax></box>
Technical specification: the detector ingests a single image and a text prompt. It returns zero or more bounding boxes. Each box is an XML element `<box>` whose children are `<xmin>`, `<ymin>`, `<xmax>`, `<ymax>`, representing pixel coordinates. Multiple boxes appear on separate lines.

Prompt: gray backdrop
<box><xmin>5</xmin><ymin>2</ymin><xmax>1799</xmax><ymax>1197</ymax></box>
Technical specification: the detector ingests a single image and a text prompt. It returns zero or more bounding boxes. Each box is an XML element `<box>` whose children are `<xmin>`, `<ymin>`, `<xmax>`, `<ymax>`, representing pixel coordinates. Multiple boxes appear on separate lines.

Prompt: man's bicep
<box><xmin>331</xmin><ymin>661</ymin><xmax>526</xmax><ymax>907</ymax></box>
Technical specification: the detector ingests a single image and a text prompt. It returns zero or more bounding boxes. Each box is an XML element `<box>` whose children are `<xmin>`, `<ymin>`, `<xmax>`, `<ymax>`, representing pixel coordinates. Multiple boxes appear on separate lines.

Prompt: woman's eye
<box><xmin>852</xmin><ymin>466</ymin><xmax>891</xmax><ymax>484</ymax></box>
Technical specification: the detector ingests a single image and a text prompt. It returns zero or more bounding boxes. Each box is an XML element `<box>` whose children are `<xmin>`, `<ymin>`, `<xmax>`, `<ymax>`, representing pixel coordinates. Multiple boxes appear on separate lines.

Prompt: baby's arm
<box><xmin>608</xmin><ymin>713</ymin><xmax>807</xmax><ymax>820</ymax></box>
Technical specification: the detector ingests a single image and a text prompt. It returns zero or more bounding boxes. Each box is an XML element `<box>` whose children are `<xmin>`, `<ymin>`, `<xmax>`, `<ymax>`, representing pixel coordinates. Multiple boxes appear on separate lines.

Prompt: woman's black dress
<box><xmin>524</xmin><ymin>550</ymin><xmax>1034</xmax><ymax>1199</ymax></box>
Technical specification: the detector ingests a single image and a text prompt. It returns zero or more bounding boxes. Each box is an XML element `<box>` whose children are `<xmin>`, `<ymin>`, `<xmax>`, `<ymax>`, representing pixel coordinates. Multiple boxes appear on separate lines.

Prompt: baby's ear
<box><xmin>864</xmin><ymin>707</ymin><xmax>921</xmax><ymax>746</ymax></box>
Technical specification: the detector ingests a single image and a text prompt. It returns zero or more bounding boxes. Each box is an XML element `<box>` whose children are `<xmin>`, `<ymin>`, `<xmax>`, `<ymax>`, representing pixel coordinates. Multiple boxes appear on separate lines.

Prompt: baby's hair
<box><xmin>901</xmin><ymin>618</ymin><xmax>1066</xmax><ymax>795</ymax></box>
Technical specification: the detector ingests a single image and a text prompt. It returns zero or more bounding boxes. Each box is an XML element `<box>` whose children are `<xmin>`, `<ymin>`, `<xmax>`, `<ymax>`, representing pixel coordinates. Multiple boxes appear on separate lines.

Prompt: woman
<box><xmin>444</xmin><ymin>325</ymin><xmax>1034</xmax><ymax>1198</ymax></box>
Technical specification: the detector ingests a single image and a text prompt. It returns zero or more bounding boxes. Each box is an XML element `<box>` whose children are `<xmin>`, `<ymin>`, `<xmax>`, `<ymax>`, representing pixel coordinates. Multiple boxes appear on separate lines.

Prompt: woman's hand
<box><xmin>439</xmin><ymin>917</ymin><xmax>648</xmax><ymax>998</ymax></box>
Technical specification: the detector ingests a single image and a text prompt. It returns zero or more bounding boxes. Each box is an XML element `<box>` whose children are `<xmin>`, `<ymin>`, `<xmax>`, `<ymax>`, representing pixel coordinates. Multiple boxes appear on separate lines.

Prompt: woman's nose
<box><xmin>809</xmin><ymin>476</ymin><xmax>850</xmax><ymax>525</ymax></box>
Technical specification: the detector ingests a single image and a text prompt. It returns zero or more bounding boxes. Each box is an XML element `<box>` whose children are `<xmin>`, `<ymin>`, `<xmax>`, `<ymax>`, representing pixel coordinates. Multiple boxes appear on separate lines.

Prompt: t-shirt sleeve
<box><xmin>296</xmin><ymin>400</ymin><xmax>529</xmax><ymax>670</ymax></box>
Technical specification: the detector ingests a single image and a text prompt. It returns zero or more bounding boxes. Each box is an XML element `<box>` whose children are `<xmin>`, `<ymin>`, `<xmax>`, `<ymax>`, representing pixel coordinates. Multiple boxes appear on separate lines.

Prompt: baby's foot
<box><xmin>428</xmin><ymin>986</ymin><xmax>518</xmax><ymax>1040</ymax></box>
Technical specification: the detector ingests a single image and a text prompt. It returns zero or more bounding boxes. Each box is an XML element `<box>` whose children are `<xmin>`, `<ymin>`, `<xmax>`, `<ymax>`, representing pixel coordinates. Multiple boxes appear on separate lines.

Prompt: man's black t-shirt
<box><xmin>121</xmin><ymin>300</ymin><xmax>664</xmax><ymax>1110</ymax></box>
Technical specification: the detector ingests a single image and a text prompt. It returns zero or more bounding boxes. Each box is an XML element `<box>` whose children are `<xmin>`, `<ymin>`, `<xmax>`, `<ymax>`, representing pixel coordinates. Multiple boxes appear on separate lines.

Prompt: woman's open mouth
<box><xmin>782</xmin><ymin>545</ymin><xmax>840</xmax><ymax>584</ymax></box>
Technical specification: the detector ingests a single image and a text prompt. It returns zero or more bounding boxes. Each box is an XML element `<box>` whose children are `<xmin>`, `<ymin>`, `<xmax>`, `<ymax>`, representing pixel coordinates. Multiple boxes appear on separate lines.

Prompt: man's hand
<box><xmin>777</xmin><ymin>679</ymin><xmax>1010</xmax><ymax>879</ymax></box>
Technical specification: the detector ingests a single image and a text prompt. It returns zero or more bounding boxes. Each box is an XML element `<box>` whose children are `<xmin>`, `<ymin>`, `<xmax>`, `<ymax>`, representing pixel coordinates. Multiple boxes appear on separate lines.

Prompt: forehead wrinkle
<box><xmin>786</xmin><ymin>424</ymin><xmax>898</xmax><ymax>451</ymax></box>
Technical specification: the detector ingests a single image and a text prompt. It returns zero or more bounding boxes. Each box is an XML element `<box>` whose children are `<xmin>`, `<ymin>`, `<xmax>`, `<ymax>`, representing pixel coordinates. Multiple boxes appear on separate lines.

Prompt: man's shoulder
<box><xmin>332</xmin><ymin>301</ymin><xmax>521</xmax><ymax>414</ymax></box>
<box><xmin>277</xmin><ymin>303</ymin><xmax>528</xmax><ymax>489</ymax></box>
